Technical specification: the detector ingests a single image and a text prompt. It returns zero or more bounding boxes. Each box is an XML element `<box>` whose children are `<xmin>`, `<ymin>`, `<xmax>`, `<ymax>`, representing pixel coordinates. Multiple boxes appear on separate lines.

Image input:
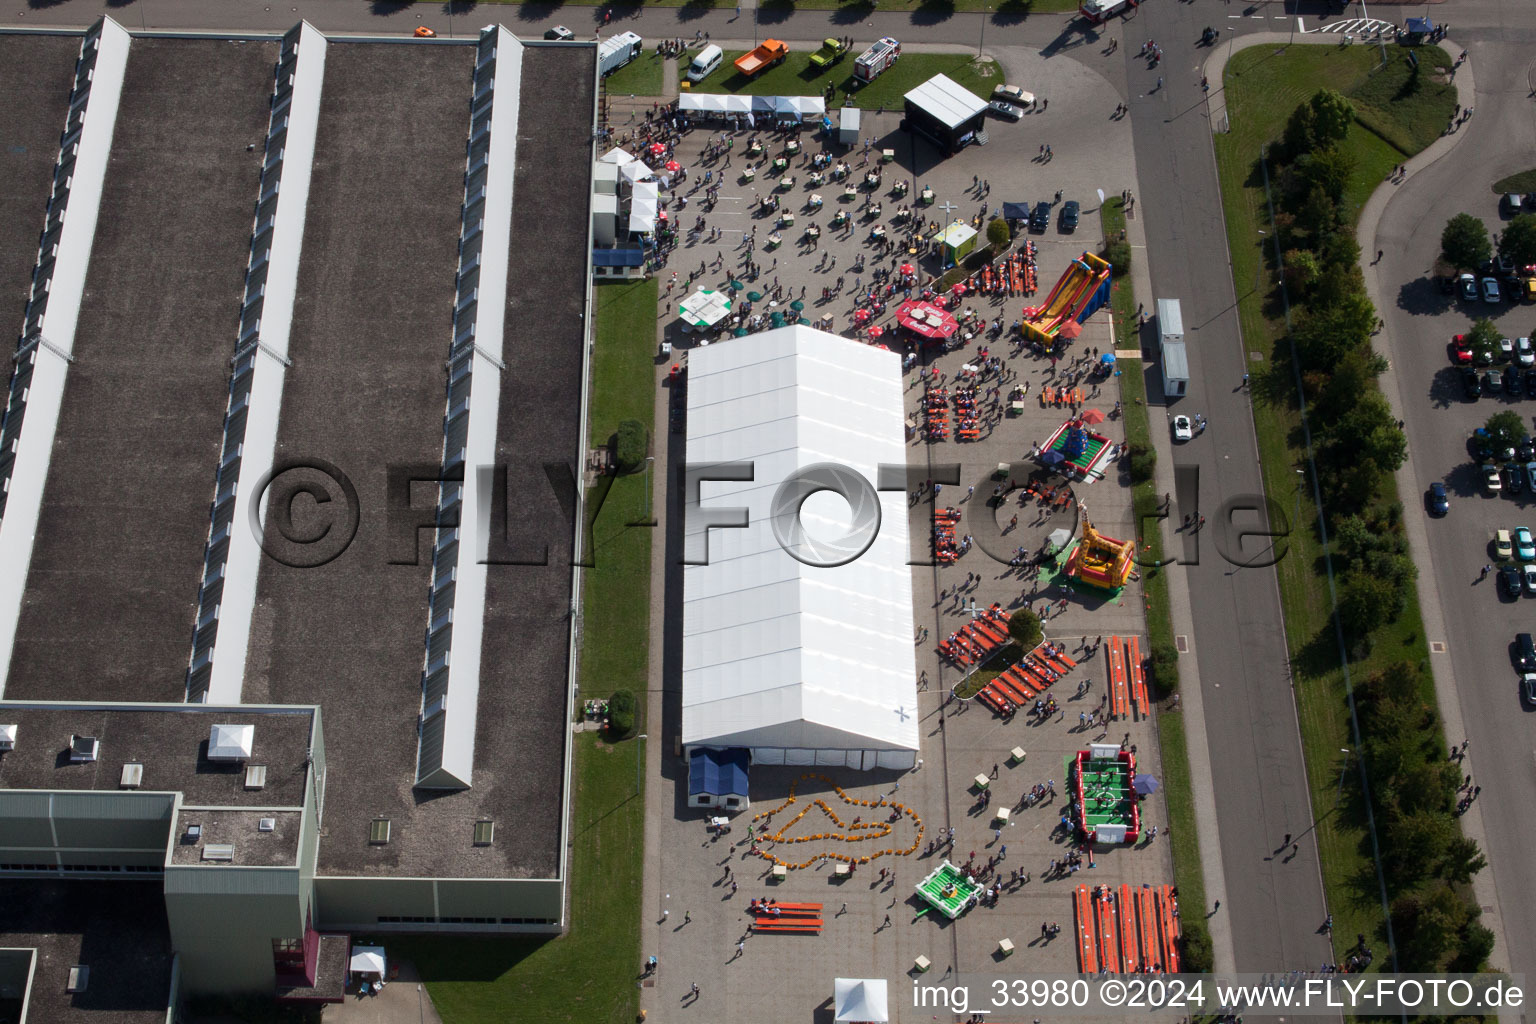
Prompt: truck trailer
<box><xmin>598</xmin><ymin>32</ymin><xmax>644</xmax><ymax>76</ymax></box>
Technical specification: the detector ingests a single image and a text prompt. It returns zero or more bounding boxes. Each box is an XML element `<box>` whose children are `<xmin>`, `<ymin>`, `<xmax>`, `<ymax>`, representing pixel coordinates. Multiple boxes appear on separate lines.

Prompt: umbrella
<box><xmin>899</xmin><ymin>263</ymin><xmax>916</xmax><ymax>276</ymax></box>
<box><xmin>1040</xmin><ymin>450</ymin><xmax>1066</xmax><ymax>467</ymax></box>
<box><xmin>1100</xmin><ymin>351</ymin><xmax>1118</xmax><ymax>364</ymax></box>
<box><xmin>1058</xmin><ymin>320</ymin><xmax>1083</xmax><ymax>340</ymax></box>
<box><xmin>648</xmin><ymin>142</ymin><xmax>666</xmax><ymax>156</ymax></box>
<box><xmin>665</xmin><ymin>160</ymin><xmax>682</xmax><ymax>173</ymax></box>
<box><xmin>868</xmin><ymin>325</ymin><xmax>884</xmax><ymax>338</ymax></box>
<box><xmin>1080</xmin><ymin>408</ymin><xmax>1106</xmax><ymax>425</ymax></box>
<box><xmin>1047</xmin><ymin>527</ymin><xmax>1072</xmax><ymax>551</ymax></box>
<box><xmin>790</xmin><ymin>300</ymin><xmax>805</xmax><ymax>312</ymax></box>
<box><xmin>1133</xmin><ymin>774</ymin><xmax>1160</xmax><ymax>795</ymax></box>
<box><xmin>951</xmin><ymin>282</ymin><xmax>967</xmax><ymax>295</ymax></box>
<box><xmin>734</xmin><ymin>327</ymin><xmax>749</xmax><ymax>337</ymax></box>
<box><xmin>855</xmin><ymin>308</ymin><xmax>871</xmax><ymax>322</ymax></box>
<box><xmin>748</xmin><ymin>291</ymin><xmax>764</xmax><ymax>302</ymax></box>
<box><xmin>728</xmin><ymin>280</ymin><xmax>744</xmax><ymax>291</ymax></box>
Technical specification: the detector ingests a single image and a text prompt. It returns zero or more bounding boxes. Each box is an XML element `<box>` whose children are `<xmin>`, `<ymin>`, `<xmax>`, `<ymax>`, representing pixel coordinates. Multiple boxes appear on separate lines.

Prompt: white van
<box><xmin>686</xmin><ymin>45</ymin><xmax>723</xmax><ymax>84</ymax></box>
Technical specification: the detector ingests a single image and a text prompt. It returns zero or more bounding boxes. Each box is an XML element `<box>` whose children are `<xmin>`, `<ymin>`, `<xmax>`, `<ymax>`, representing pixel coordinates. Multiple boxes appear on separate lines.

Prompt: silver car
<box><xmin>988</xmin><ymin>100</ymin><xmax>1022</xmax><ymax>121</ymax></box>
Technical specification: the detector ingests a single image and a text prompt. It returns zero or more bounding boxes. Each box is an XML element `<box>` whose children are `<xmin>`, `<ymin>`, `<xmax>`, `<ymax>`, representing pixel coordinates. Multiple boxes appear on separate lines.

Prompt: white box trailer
<box><xmin>838</xmin><ymin>106</ymin><xmax>861</xmax><ymax>146</ymax></box>
<box><xmin>599</xmin><ymin>32</ymin><xmax>643</xmax><ymax>77</ymax></box>
<box><xmin>1157</xmin><ymin>297</ymin><xmax>1184</xmax><ymax>346</ymax></box>
<box><xmin>1161</xmin><ymin>340</ymin><xmax>1189</xmax><ymax>398</ymax></box>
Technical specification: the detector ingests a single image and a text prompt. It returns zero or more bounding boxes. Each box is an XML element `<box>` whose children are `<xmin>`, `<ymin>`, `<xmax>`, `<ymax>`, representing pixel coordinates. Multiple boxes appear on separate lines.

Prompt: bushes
<box><xmin>1126</xmin><ymin>441</ymin><xmax>1156</xmax><ymax>484</ymax></box>
<box><xmin>1147</xmin><ymin>639</ymin><xmax>1179</xmax><ymax>694</ymax></box>
<box><xmin>1180</xmin><ymin>920</ymin><xmax>1214</xmax><ymax>972</ymax></box>
<box><xmin>986</xmin><ymin>216</ymin><xmax>1011</xmax><ymax>251</ymax></box>
<box><xmin>607</xmin><ymin>688</ymin><xmax>638</xmax><ymax>739</ymax></box>
<box><xmin>613</xmin><ymin>419</ymin><xmax>647</xmax><ymax>473</ymax></box>
<box><xmin>1103</xmin><ymin>237</ymin><xmax>1133</xmax><ymax>276</ymax></box>
<box><xmin>1008</xmin><ymin>608</ymin><xmax>1043</xmax><ymax>651</ymax></box>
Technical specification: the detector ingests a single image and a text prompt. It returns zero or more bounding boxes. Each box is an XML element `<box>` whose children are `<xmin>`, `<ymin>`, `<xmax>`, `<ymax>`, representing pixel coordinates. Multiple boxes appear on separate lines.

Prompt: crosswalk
<box><xmin>1305</xmin><ymin>16</ymin><xmax>1398</xmax><ymax>37</ymax></box>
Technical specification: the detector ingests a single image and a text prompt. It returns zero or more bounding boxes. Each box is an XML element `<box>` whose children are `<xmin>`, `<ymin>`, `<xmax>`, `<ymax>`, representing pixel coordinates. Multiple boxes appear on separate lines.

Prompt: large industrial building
<box><xmin>0</xmin><ymin>16</ymin><xmax>597</xmax><ymax>1017</ymax></box>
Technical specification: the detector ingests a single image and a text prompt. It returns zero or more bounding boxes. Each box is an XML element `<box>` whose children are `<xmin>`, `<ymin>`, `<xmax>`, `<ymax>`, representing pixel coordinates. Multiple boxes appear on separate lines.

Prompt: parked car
<box><xmin>1523</xmin><ymin>673</ymin><xmax>1536</xmax><ymax>704</ymax></box>
<box><xmin>1525</xmin><ymin>461</ymin><xmax>1536</xmax><ymax>491</ymax></box>
<box><xmin>1520</xmin><ymin>436</ymin><xmax>1536</xmax><ymax>461</ymax></box>
<box><xmin>1060</xmin><ymin>201</ymin><xmax>1080</xmax><ymax>232</ymax></box>
<box><xmin>1484</xmin><ymin>277</ymin><xmax>1503</xmax><ymax>303</ymax></box>
<box><xmin>1427</xmin><ymin>480</ymin><xmax>1449</xmax><ymax>516</ymax></box>
<box><xmin>988</xmin><ymin>100</ymin><xmax>1023</xmax><ymax>121</ymax></box>
<box><xmin>1518</xmin><ymin>337</ymin><xmax>1534</xmax><ymax>367</ymax></box>
<box><xmin>1485</xmin><ymin>463</ymin><xmax>1505</xmax><ymax>495</ymax></box>
<box><xmin>544</xmin><ymin>25</ymin><xmax>575</xmax><ymax>39</ymax></box>
<box><xmin>1510</xmin><ymin>463</ymin><xmax>1527</xmax><ymax>495</ymax></box>
<box><xmin>994</xmin><ymin>84</ymin><xmax>1029</xmax><ymax>102</ymax></box>
<box><xmin>1462</xmin><ymin>368</ymin><xmax>1482</xmax><ymax>399</ymax></box>
<box><xmin>1524</xmin><ymin>564</ymin><xmax>1536</xmax><ymax>596</ymax></box>
<box><xmin>1511</xmin><ymin>370</ymin><xmax>1526</xmax><ymax>398</ymax></box>
<box><xmin>1517</xmin><ymin>527</ymin><xmax>1536</xmax><ymax>561</ymax></box>
<box><xmin>1501</xmin><ymin>564</ymin><xmax>1524</xmax><ymax>597</ymax></box>
<box><xmin>1515</xmin><ymin>632</ymin><xmax>1536</xmax><ymax>671</ymax></box>
<box><xmin>1171</xmin><ymin>414</ymin><xmax>1193</xmax><ymax>442</ymax></box>
<box><xmin>1029</xmin><ymin>202</ymin><xmax>1051</xmax><ymax>232</ymax></box>
<box><xmin>1500</xmin><ymin>336</ymin><xmax>1516</xmax><ymax>362</ymax></box>
<box><xmin>1525</xmin><ymin>367</ymin><xmax>1536</xmax><ymax>396</ymax></box>
<box><xmin>1485</xmin><ymin>369</ymin><xmax>1503</xmax><ymax>394</ymax></box>
<box><xmin>1459</xmin><ymin>273</ymin><xmax>1479</xmax><ymax>301</ymax></box>
<box><xmin>1449</xmin><ymin>335</ymin><xmax>1473</xmax><ymax>365</ymax></box>
<box><xmin>1505</xmin><ymin>193</ymin><xmax>1525</xmax><ymax>216</ymax></box>
<box><xmin>1496</xmin><ymin>528</ymin><xmax>1514</xmax><ymax>559</ymax></box>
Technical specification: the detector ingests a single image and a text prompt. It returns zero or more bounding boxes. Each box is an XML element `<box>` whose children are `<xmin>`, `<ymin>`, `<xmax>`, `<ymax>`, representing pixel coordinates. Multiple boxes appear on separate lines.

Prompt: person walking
<box><xmin>691</xmin><ymin>982</ymin><xmax>700</xmax><ymax>997</ymax></box>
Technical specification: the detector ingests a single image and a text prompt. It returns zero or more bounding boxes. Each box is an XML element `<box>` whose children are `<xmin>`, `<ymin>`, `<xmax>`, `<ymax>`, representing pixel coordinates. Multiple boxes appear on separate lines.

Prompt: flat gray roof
<box><xmin>0</xmin><ymin>36</ymin><xmax>78</xmax><ymax>347</ymax></box>
<box><xmin>171</xmin><ymin>808</ymin><xmax>302</xmax><ymax>866</ymax></box>
<box><xmin>0</xmin><ymin>704</ymin><xmax>315</xmax><ymax>808</ymax></box>
<box><xmin>5</xmin><ymin>39</ymin><xmax>280</xmax><ymax>704</ymax></box>
<box><xmin>0</xmin><ymin>880</ymin><xmax>174</xmax><ymax>1024</ymax></box>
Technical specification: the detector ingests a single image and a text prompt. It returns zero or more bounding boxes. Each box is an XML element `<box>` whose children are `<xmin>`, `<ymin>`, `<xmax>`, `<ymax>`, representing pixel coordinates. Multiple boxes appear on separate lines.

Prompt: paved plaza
<box><xmin>638</xmin><ymin>40</ymin><xmax>1179</xmax><ymax>1023</ymax></box>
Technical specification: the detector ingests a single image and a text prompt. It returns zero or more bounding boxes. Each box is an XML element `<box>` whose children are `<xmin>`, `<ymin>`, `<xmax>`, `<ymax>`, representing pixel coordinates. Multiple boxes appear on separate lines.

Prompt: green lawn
<box><xmin>606</xmin><ymin>50</ymin><xmax>665</xmax><ymax>96</ymax></box>
<box><xmin>1493</xmin><ymin>168</ymin><xmax>1536</xmax><ymax>195</ymax></box>
<box><xmin>389</xmin><ymin>733</ymin><xmax>645</xmax><ymax>1024</ymax></box>
<box><xmin>1213</xmin><ymin>43</ymin><xmax>1456</xmax><ymax>963</ymax></box>
<box><xmin>1100</xmin><ymin>196</ymin><xmax>1208</xmax><ymax>949</ymax></box>
<box><xmin>697</xmin><ymin>51</ymin><xmax>1001</xmax><ymax>111</ymax></box>
<box><xmin>387</xmin><ymin>280</ymin><xmax>659</xmax><ymax>1024</ymax></box>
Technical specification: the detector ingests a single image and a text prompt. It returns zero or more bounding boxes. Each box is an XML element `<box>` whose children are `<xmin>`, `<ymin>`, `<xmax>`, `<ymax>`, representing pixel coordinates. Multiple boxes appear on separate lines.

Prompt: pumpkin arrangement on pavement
<box><xmin>746</xmin><ymin>772</ymin><xmax>924</xmax><ymax>871</ymax></box>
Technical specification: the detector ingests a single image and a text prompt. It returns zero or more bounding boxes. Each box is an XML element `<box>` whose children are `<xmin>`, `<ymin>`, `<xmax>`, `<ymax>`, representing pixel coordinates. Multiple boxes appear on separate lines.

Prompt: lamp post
<box><xmin>978</xmin><ymin>3</ymin><xmax>989</xmax><ymax>58</ymax></box>
<box><xmin>1294</xmin><ymin>468</ymin><xmax>1305</xmax><ymax>532</ymax></box>
<box><xmin>1335</xmin><ymin>747</ymin><xmax>1353</xmax><ymax>808</ymax></box>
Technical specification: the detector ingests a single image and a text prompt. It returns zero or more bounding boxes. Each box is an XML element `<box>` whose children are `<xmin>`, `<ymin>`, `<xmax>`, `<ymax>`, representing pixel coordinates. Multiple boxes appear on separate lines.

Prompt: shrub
<box><xmin>1180</xmin><ymin>920</ymin><xmax>1214</xmax><ymax>972</ymax></box>
<box><xmin>1147</xmin><ymin>639</ymin><xmax>1179</xmax><ymax>694</ymax></box>
<box><xmin>613</xmin><ymin>419</ymin><xmax>647</xmax><ymax>473</ymax></box>
<box><xmin>986</xmin><ymin>216</ymin><xmax>1012</xmax><ymax>251</ymax></box>
<box><xmin>1104</xmin><ymin>238</ymin><xmax>1132</xmax><ymax>276</ymax></box>
<box><xmin>1126</xmin><ymin>441</ymin><xmax>1156</xmax><ymax>484</ymax></box>
<box><xmin>607</xmin><ymin>688</ymin><xmax>639</xmax><ymax>739</ymax></box>
<box><xmin>1008</xmin><ymin>609</ymin><xmax>1042</xmax><ymax>651</ymax></box>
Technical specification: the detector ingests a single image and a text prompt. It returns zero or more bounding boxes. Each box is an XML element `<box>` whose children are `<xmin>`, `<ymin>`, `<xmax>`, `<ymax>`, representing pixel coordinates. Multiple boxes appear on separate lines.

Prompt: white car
<box><xmin>1485</xmin><ymin>464</ymin><xmax>1504</xmax><ymax>495</ymax></box>
<box><xmin>988</xmin><ymin>100</ymin><xmax>1022</xmax><ymax>121</ymax></box>
<box><xmin>1518</xmin><ymin>337</ymin><xmax>1534</xmax><ymax>367</ymax></box>
<box><xmin>994</xmin><ymin>84</ymin><xmax>1029</xmax><ymax>102</ymax></box>
<box><xmin>1171</xmin><ymin>415</ymin><xmax>1193</xmax><ymax>442</ymax></box>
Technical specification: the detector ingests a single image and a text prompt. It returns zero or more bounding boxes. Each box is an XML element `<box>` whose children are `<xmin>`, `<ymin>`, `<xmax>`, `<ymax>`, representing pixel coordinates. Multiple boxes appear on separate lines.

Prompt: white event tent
<box><xmin>682</xmin><ymin>326</ymin><xmax>919</xmax><ymax>770</ymax></box>
<box><xmin>834</xmin><ymin>978</ymin><xmax>890</xmax><ymax>1022</ymax></box>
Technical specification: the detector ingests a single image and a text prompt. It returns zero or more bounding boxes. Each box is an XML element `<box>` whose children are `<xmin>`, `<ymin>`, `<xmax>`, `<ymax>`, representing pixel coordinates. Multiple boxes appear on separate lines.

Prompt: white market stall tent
<box><xmin>629</xmin><ymin>180</ymin><xmax>660</xmax><ymax>234</ymax></box>
<box><xmin>834</xmin><ymin>978</ymin><xmax>890</xmax><ymax>1022</ymax></box>
<box><xmin>677</xmin><ymin>94</ymin><xmax>826</xmax><ymax>121</ymax></box>
<box><xmin>681</xmin><ymin>326</ymin><xmax>919</xmax><ymax>770</ymax></box>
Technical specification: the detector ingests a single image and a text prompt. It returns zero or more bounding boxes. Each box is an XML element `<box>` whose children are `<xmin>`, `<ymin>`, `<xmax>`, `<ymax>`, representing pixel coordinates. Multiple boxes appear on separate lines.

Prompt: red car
<box><xmin>1450</xmin><ymin>334</ymin><xmax>1473</xmax><ymax>365</ymax></box>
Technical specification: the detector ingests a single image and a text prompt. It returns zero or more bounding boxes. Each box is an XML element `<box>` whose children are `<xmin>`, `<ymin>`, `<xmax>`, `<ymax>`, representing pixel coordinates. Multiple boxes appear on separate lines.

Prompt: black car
<box><xmin>1029</xmin><ymin>202</ymin><xmax>1051</xmax><ymax>232</ymax></box>
<box><xmin>1511</xmin><ymin>370</ymin><xmax>1526</xmax><ymax>398</ymax></box>
<box><xmin>1509</xmin><ymin>462</ymin><xmax>1527</xmax><ymax>495</ymax></box>
<box><xmin>1427</xmin><ymin>480</ymin><xmax>1450</xmax><ymax>516</ymax></box>
<box><xmin>1486</xmin><ymin>369</ymin><xmax>1504</xmax><ymax>394</ymax></box>
<box><xmin>1525</xmin><ymin>369</ymin><xmax>1536</xmax><ymax>396</ymax></box>
<box><xmin>1520</xmin><ymin>436</ymin><xmax>1536</xmax><ymax>461</ymax></box>
<box><xmin>1515</xmin><ymin>633</ymin><xmax>1536</xmax><ymax>671</ymax></box>
<box><xmin>1059</xmin><ymin>200</ymin><xmax>1080</xmax><ymax>232</ymax></box>
<box><xmin>1502</xmin><ymin>565</ymin><xmax>1524</xmax><ymax>597</ymax></box>
<box><xmin>1462</xmin><ymin>368</ymin><xmax>1483</xmax><ymax>399</ymax></box>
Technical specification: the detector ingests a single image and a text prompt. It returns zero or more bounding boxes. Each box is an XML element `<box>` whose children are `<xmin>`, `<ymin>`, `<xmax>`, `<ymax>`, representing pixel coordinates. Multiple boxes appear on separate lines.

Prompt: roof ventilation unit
<box><xmin>68</xmin><ymin>735</ymin><xmax>99</xmax><ymax>763</ymax></box>
<box><xmin>244</xmin><ymin>764</ymin><xmax>268</xmax><ymax>790</ymax></box>
<box><xmin>258</xmin><ymin>817</ymin><xmax>276</xmax><ymax>832</ymax></box>
<box><xmin>202</xmin><ymin>844</ymin><xmax>235</xmax><ymax>862</ymax></box>
<box><xmin>120</xmin><ymin>763</ymin><xmax>143</xmax><ymax>789</ymax></box>
<box><xmin>67</xmin><ymin>966</ymin><xmax>89</xmax><ymax>993</ymax></box>
<box><xmin>0</xmin><ymin>724</ymin><xmax>15</xmax><ymax>751</ymax></box>
<box><xmin>208</xmin><ymin>723</ymin><xmax>254</xmax><ymax>762</ymax></box>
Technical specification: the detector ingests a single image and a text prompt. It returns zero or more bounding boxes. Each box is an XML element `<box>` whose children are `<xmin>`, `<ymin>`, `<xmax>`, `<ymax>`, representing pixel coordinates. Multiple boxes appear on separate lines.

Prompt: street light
<box><xmin>1294</xmin><ymin>468</ymin><xmax>1305</xmax><ymax>531</ymax></box>
<box><xmin>978</xmin><ymin>3</ymin><xmax>989</xmax><ymax>58</ymax></box>
<box><xmin>1335</xmin><ymin>747</ymin><xmax>1353</xmax><ymax>808</ymax></box>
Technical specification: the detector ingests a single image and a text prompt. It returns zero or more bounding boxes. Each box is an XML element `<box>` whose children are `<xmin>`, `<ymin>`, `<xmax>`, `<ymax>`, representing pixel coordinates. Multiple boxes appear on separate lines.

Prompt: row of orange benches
<box><xmin>1105</xmin><ymin>635</ymin><xmax>1151</xmax><ymax>719</ymax></box>
<box><xmin>937</xmin><ymin>603</ymin><xmax>1008</xmax><ymax>666</ymax></box>
<box><xmin>1073</xmin><ymin>883</ymin><xmax>1181</xmax><ymax>974</ymax></box>
<box><xmin>933</xmin><ymin>507</ymin><xmax>962</xmax><ymax>565</ymax></box>
<box><xmin>748</xmin><ymin>900</ymin><xmax>823</xmax><ymax>934</ymax></box>
<box><xmin>975</xmin><ymin>643</ymin><xmax>1077</xmax><ymax>715</ymax></box>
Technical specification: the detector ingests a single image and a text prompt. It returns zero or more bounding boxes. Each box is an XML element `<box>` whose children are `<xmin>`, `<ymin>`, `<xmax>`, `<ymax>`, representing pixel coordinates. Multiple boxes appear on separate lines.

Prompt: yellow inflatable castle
<box><xmin>1063</xmin><ymin>515</ymin><xmax>1136</xmax><ymax>592</ymax></box>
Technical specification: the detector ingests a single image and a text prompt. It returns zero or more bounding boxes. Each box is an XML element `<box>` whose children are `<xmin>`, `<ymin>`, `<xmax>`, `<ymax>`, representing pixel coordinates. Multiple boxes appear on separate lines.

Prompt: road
<box><xmin>1367</xmin><ymin>8</ymin><xmax>1536</xmax><ymax>983</ymax></box>
<box><xmin>8</xmin><ymin>0</ymin><xmax>1535</xmax><ymax>985</ymax></box>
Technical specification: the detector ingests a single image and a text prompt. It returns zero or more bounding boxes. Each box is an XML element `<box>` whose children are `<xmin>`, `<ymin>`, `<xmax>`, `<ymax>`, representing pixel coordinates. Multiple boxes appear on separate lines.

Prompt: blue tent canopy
<box><xmin>1405</xmin><ymin>16</ymin><xmax>1434</xmax><ymax>34</ymax></box>
<box><xmin>688</xmin><ymin>747</ymin><xmax>750</xmax><ymax>802</ymax></box>
<box><xmin>1002</xmin><ymin>202</ymin><xmax>1030</xmax><ymax>221</ymax></box>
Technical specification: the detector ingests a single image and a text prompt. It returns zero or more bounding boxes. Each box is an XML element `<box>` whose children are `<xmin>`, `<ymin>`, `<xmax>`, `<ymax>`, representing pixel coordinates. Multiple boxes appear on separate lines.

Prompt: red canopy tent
<box><xmin>896</xmin><ymin>299</ymin><xmax>959</xmax><ymax>340</ymax></box>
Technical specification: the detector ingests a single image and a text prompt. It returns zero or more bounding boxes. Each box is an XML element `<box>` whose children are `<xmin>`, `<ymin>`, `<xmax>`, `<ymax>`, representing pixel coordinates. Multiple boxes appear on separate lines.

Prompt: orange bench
<box><xmin>1128</xmin><ymin>635</ymin><xmax>1149</xmax><ymax>712</ymax></box>
<box><xmin>1051</xmin><ymin>647</ymin><xmax>1078</xmax><ymax>669</ymax></box>
<box><xmin>1157</xmin><ymin>885</ymin><xmax>1181</xmax><ymax>972</ymax></box>
<box><xmin>998</xmin><ymin>667</ymin><xmax>1037</xmax><ymax>699</ymax></box>
<box><xmin>1096</xmin><ymin>889</ymin><xmax>1119</xmax><ymax>973</ymax></box>
<box><xmin>977</xmin><ymin>688</ymin><xmax>1010</xmax><ymax>715</ymax></box>
<box><xmin>991</xmin><ymin>674</ymin><xmax>1032</xmax><ymax>706</ymax></box>
<box><xmin>751</xmin><ymin>919</ymin><xmax>822</xmax><ymax>932</ymax></box>
<box><xmin>1074</xmin><ymin>885</ymin><xmax>1098</xmax><ymax>974</ymax></box>
<box><xmin>1107</xmin><ymin>635</ymin><xmax>1130</xmax><ymax>719</ymax></box>
<box><xmin>1136</xmin><ymin>886</ymin><xmax>1158</xmax><ymax>973</ymax></box>
<box><xmin>1118</xmin><ymin>885</ymin><xmax>1139</xmax><ymax>974</ymax></box>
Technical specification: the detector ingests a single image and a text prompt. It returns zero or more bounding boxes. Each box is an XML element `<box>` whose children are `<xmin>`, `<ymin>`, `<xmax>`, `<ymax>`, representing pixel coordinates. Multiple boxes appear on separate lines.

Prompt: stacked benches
<box><xmin>748</xmin><ymin>900</ymin><xmax>823</xmax><ymax>934</ymax></box>
<box><xmin>1072</xmin><ymin>884</ymin><xmax>1183</xmax><ymax>973</ymax></box>
<box><xmin>1107</xmin><ymin>636</ymin><xmax>1152</xmax><ymax>719</ymax></box>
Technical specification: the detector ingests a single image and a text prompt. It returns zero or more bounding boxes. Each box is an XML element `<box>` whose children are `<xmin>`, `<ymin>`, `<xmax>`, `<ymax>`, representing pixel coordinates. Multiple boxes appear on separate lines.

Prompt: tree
<box><xmin>1330</xmin><ymin>391</ymin><xmax>1406</xmax><ymax>476</ymax></box>
<box><xmin>1309</xmin><ymin>88</ymin><xmax>1355</xmax><ymax>146</ymax></box>
<box><xmin>1441</xmin><ymin>213</ymin><xmax>1492</xmax><ymax>271</ymax></box>
<box><xmin>1338</xmin><ymin>572</ymin><xmax>1398</xmax><ymax>638</ymax></box>
<box><xmin>1148</xmin><ymin>639</ymin><xmax>1179</xmax><ymax>694</ymax></box>
<box><xmin>606</xmin><ymin>688</ymin><xmax>638</xmax><ymax>739</ymax></box>
<box><xmin>1104</xmin><ymin>238</ymin><xmax>1133</xmax><ymax>276</ymax></box>
<box><xmin>1126</xmin><ymin>440</ymin><xmax>1156</xmax><ymax>483</ymax></box>
<box><xmin>1484</xmin><ymin>410</ymin><xmax>1526</xmax><ymax>450</ymax></box>
<box><xmin>1008</xmin><ymin>608</ymin><xmax>1042</xmax><ymax>651</ymax></box>
<box><xmin>1296</xmin><ymin>186</ymin><xmax>1339</xmax><ymax>241</ymax></box>
<box><xmin>1497</xmin><ymin>212</ymin><xmax>1536</xmax><ymax>268</ymax></box>
<box><xmin>1466</xmin><ymin>317</ymin><xmax>1502</xmax><ymax>364</ymax></box>
<box><xmin>614</xmin><ymin>419</ymin><xmax>647</xmax><ymax>472</ymax></box>
<box><xmin>1315</xmin><ymin>348</ymin><xmax>1386</xmax><ymax>423</ymax></box>
<box><xmin>1292</xmin><ymin>291</ymin><xmax>1376</xmax><ymax>368</ymax></box>
<box><xmin>1282</xmin><ymin>101</ymin><xmax>1317</xmax><ymax>157</ymax></box>
<box><xmin>1180</xmin><ymin>921</ymin><xmax>1214</xmax><ymax>972</ymax></box>
<box><xmin>986</xmin><ymin>216</ymin><xmax>1011</xmax><ymax>251</ymax></box>
<box><xmin>1296</xmin><ymin>147</ymin><xmax>1356</xmax><ymax>205</ymax></box>
<box><xmin>1391</xmin><ymin>883</ymin><xmax>1471</xmax><ymax>971</ymax></box>
<box><xmin>1283</xmin><ymin>248</ymin><xmax>1321</xmax><ymax>294</ymax></box>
